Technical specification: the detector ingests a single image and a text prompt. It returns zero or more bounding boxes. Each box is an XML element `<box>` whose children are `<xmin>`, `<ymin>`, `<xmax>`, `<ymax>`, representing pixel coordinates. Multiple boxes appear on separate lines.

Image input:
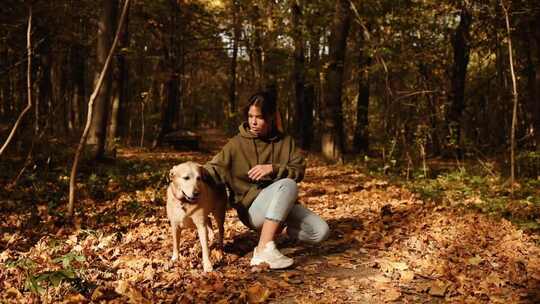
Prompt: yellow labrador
<box><xmin>166</xmin><ymin>161</ymin><xmax>227</xmax><ymax>272</ymax></box>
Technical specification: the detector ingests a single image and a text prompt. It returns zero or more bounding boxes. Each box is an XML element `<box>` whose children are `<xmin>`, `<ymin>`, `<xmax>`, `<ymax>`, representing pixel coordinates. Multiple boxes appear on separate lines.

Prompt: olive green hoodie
<box><xmin>204</xmin><ymin>122</ymin><xmax>305</xmax><ymax>214</ymax></box>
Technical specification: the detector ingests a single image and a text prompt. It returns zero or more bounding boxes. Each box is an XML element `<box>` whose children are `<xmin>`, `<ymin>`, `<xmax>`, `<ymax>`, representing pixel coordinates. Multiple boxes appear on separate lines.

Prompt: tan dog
<box><xmin>166</xmin><ymin>161</ymin><xmax>227</xmax><ymax>272</ymax></box>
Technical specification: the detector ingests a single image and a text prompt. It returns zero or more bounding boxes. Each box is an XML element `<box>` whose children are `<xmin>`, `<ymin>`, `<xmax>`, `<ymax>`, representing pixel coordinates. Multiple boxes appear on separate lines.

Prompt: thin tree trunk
<box><xmin>68</xmin><ymin>0</ymin><xmax>131</xmax><ymax>218</ymax></box>
<box><xmin>321</xmin><ymin>0</ymin><xmax>350</xmax><ymax>162</ymax></box>
<box><xmin>87</xmin><ymin>0</ymin><xmax>118</xmax><ymax>160</ymax></box>
<box><xmin>502</xmin><ymin>1</ymin><xmax>518</xmax><ymax>189</ymax></box>
<box><xmin>0</xmin><ymin>7</ymin><xmax>32</xmax><ymax>157</ymax></box>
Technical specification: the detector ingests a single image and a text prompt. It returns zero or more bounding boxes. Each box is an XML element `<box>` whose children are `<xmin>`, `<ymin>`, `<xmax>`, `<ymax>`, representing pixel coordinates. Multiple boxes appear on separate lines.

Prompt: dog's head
<box><xmin>169</xmin><ymin>162</ymin><xmax>205</xmax><ymax>203</ymax></box>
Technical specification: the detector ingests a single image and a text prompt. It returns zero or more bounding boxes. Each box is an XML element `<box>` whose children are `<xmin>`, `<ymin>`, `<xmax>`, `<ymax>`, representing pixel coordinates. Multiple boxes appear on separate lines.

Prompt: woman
<box><xmin>204</xmin><ymin>92</ymin><xmax>329</xmax><ymax>269</ymax></box>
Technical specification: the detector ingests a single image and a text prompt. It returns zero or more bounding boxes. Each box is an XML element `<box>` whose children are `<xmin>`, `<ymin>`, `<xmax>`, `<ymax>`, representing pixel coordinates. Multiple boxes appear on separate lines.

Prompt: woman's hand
<box><xmin>248</xmin><ymin>164</ymin><xmax>273</xmax><ymax>181</ymax></box>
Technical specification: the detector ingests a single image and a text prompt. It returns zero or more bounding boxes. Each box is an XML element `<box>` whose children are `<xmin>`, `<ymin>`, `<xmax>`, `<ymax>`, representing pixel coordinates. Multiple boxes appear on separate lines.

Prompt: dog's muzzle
<box><xmin>182</xmin><ymin>190</ymin><xmax>199</xmax><ymax>203</ymax></box>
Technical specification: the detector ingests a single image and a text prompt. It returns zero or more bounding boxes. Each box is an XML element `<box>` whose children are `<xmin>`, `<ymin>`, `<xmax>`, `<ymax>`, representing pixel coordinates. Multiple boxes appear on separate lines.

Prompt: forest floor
<box><xmin>1</xmin><ymin>129</ymin><xmax>540</xmax><ymax>303</ymax></box>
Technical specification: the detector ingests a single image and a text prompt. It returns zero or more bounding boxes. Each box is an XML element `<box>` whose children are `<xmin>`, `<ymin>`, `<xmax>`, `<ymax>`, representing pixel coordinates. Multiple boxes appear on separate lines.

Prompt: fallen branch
<box><xmin>0</xmin><ymin>6</ymin><xmax>33</xmax><ymax>158</ymax></box>
<box><xmin>67</xmin><ymin>0</ymin><xmax>131</xmax><ymax>218</ymax></box>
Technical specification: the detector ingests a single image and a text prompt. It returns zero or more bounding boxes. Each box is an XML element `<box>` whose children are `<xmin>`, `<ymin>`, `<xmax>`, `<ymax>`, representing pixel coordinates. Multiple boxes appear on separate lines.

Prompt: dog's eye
<box><xmin>183</xmin><ymin>176</ymin><xmax>189</xmax><ymax>180</ymax></box>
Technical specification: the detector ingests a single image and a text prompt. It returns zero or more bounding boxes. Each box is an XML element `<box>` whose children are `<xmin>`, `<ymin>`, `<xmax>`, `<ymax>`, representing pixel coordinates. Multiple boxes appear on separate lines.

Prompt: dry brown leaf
<box><xmin>467</xmin><ymin>255</ymin><xmax>483</xmax><ymax>266</ymax></box>
<box><xmin>428</xmin><ymin>280</ymin><xmax>448</xmax><ymax>297</ymax></box>
<box><xmin>399</xmin><ymin>270</ymin><xmax>415</xmax><ymax>283</ymax></box>
<box><xmin>61</xmin><ymin>293</ymin><xmax>87</xmax><ymax>304</ymax></box>
<box><xmin>280</xmin><ymin>271</ymin><xmax>303</xmax><ymax>284</ymax></box>
<box><xmin>369</xmin><ymin>274</ymin><xmax>392</xmax><ymax>283</ymax></box>
<box><xmin>383</xmin><ymin>287</ymin><xmax>401</xmax><ymax>302</ymax></box>
<box><xmin>247</xmin><ymin>282</ymin><xmax>271</xmax><ymax>303</ymax></box>
<box><xmin>115</xmin><ymin>280</ymin><xmax>150</xmax><ymax>304</ymax></box>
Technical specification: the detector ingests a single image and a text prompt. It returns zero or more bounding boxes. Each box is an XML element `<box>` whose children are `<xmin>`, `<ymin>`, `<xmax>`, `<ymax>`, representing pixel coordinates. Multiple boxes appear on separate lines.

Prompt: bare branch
<box><xmin>67</xmin><ymin>0</ymin><xmax>132</xmax><ymax>217</ymax></box>
<box><xmin>0</xmin><ymin>6</ymin><xmax>33</xmax><ymax>158</ymax></box>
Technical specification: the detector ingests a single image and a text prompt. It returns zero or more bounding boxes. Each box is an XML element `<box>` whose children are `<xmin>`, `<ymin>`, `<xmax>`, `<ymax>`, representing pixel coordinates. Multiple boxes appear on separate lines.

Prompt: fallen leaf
<box><xmin>61</xmin><ymin>293</ymin><xmax>87</xmax><ymax>304</ymax></box>
<box><xmin>280</xmin><ymin>271</ymin><xmax>303</xmax><ymax>284</ymax></box>
<box><xmin>115</xmin><ymin>280</ymin><xmax>149</xmax><ymax>304</ymax></box>
<box><xmin>467</xmin><ymin>255</ymin><xmax>482</xmax><ymax>266</ymax></box>
<box><xmin>429</xmin><ymin>280</ymin><xmax>448</xmax><ymax>297</ymax></box>
<box><xmin>383</xmin><ymin>287</ymin><xmax>401</xmax><ymax>302</ymax></box>
<box><xmin>369</xmin><ymin>274</ymin><xmax>391</xmax><ymax>283</ymax></box>
<box><xmin>247</xmin><ymin>282</ymin><xmax>271</xmax><ymax>303</ymax></box>
<box><xmin>399</xmin><ymin>270</ymin><xmax>414</xmax><ymax>283</ymax></box>
<box><xmin>485</xmin><ymin>272</ymin><xmax>505</xmax><ymax>288</ymax></box>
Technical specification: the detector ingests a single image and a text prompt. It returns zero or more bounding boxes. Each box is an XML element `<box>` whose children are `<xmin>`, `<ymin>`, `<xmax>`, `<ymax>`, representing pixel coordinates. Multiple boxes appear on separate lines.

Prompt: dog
<box><xmin>166</xmin><ymin>161</ymin><xmax>227</xmax><ymax>272</ymax></box>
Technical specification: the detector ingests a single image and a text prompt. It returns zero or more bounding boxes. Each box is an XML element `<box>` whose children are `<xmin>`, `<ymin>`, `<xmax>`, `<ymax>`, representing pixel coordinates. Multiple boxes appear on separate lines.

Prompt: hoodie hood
<box><xmin>239</xmin><ymin>122</ymin><xmax>281</xmax><ymax>141</ymax></box>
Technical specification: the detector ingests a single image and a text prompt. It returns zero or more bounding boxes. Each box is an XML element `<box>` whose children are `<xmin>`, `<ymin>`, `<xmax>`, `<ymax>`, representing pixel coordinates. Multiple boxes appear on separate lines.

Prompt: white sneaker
<box><xmin>250</xmin><ymin>241</ymin><xmax>293</xmax><ymax>269</ymax></box>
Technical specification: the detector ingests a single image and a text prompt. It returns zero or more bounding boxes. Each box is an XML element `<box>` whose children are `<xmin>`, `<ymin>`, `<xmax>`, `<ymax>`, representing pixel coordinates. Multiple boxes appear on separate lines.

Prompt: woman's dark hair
<box><xmin>243</xmin><ymin>91</ymin><xmax>277</xmax><ymax>121</ymax></box>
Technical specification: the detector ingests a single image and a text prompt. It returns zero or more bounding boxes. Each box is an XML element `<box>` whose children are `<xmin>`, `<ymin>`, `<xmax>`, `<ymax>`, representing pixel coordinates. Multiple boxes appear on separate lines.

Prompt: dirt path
<box><xmin>1</xmin><ymin>131</ymin><xmax>539</xmax><ymax>303</ymax></box>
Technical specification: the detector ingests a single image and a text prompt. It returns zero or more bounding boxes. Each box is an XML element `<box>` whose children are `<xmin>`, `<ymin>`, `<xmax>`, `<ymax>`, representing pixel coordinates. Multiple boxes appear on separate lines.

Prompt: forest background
<box><xmin>1</xmin><ymin>0</ymin><xmax>540</xmax><ymax>302</ymax></box>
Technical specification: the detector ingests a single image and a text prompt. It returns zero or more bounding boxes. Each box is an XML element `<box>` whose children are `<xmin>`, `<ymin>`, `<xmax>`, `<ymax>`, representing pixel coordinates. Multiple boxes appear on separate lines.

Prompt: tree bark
<box><xmin>291</xmin><ymin>0</ymin><xmax>309</xmax><ymax>148</ymax></box>
<box><xmin>69</xmin><ymin>44</ymin><xmax>85</xmax><ymax>132</ymax></box>
<box><xmin>228</xmin><ymin>0</ymin><xmax>240</xmax><ymax>116</ymax></box>
<box><xmin>108</xmin><ymin>5</ymin><xmax>129</xmax><ymax>153</ymax></box>
<box><xmin>321</xmin><ymin>0</ymin><xmax>350</xmax><ymax>162</ymax></box>
<box><xmin>531</xmin><ymin>14</ymin><xmax>540</xmax><ymax>149</ymax></box>
<box><xmin>153</xmin><ymin>1</ymin><xmax>181</xmax><ymax>148</ymax></box>
<box><xmin>447</xmin><ymin>6</ymin><xmax>472</xmax><ymax>157</ymax></box>
<box><xmin>87</xmin><ymin>0</ymin><xmax>118</xmax><ymax>160</ymax></box>
<box><xmin>353</xmin><ymin>30</ymin><xmax>371</xmax><ymax>153</ymax></box>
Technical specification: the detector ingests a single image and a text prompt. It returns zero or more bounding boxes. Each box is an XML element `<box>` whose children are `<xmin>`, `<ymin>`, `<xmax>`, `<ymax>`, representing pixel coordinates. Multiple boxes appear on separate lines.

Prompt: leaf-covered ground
<box><xmin>1</xmin><ymin>130</ymin><xmax>540</xmax><ymax>303</ymax></box>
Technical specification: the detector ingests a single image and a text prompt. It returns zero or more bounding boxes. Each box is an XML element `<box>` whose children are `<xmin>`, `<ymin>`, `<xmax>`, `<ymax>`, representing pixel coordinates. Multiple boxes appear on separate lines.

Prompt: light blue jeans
<box><xmin>247</xmin><ymin>178</ymin><xmax>330</xmax><ymax>244</ymax></box>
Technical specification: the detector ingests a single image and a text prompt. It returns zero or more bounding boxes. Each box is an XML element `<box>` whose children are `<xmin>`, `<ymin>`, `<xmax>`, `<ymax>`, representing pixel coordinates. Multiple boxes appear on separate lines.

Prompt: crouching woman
<box><xmin>204</xmin><ymin>91</ymin><xmax>329</xmax><ymax>269</ymax></box>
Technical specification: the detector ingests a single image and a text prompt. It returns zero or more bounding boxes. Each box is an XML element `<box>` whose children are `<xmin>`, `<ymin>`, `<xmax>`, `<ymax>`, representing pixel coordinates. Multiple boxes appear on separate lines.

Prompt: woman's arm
<box><xmin>273</xmin><ymin>137</ymin><xmax>306</xmax><ymax>183</ymax></box>
<box><xmin>203</xmin><ymin>140</ymin><xmax>233</xmax><ymax>185</ymax></box>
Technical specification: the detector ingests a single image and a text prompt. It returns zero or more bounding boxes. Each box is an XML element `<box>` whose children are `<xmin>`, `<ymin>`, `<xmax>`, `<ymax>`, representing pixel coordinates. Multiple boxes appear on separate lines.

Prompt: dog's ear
<box><xmin>169</xmin><ymin>167</ymin><xmax>176</xmax><ymax>181</ymax></box>
<box><xmin>198</xmin><ymin>165</ymin><xmax>211</xmax><ymax>182</ymax></box>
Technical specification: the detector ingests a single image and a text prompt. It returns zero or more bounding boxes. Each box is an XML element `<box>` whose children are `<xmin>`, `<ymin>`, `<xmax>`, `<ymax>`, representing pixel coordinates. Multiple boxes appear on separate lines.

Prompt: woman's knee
<box><xmin>276</xmin><ymin>178</ymin><xmax>298</xmax><ymax>198</ymax></box>
<box><xmin>312</xmin><ymin>220</ymin><xmax>330</xmax><ymax>243</ymax></box>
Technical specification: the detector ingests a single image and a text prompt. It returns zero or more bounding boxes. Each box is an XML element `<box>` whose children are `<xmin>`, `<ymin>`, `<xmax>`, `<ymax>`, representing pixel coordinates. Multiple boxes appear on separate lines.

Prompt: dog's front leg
<box><xmin>196</xmin><ymin>221</ymin><xmax>213</xmax><ymax>272</ymax></box>
<box><xmin>171</xmin><ymin>223</ymin><xmax>181</xmax><ymax>261</ymax></box>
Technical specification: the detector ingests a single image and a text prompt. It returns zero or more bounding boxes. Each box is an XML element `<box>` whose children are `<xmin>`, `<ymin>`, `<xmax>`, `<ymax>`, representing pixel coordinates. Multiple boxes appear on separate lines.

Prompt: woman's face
<box><xmin>248</xmin><ymin>105</ymin><xmax>270</xmax><ymax>137</ymax></box>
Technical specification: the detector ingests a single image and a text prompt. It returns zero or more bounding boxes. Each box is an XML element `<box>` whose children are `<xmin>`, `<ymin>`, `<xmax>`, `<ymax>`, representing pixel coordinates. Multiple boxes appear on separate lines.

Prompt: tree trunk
<box><xmin>291</xmin><ymin>0</ymin><xmax>308</xmax><ymax>147</ymax></box>
<box><xmin>531</xmin><ymin>15</ymin><xmax>540</xmax><ymax>149</ymax></box>
<box><xmin>70</xmin><ymin>44</ymin><xmax>85</xmax><ymax>132</ymax></box>
<box><xmin>447</xmin><ymin>6</ymin><xmax>471</xmax><ymax>157</ymax></box>
<box><xmin>228</xmin><ymin>0</ymin><xmax>240</xmax><ymax>116</ymax></box>
<box><xmin>88</xmin><ymin>0</ymin><xmax>118</xmax><ymax>160</ymax></box>
<box><xmin>68</xmin><ymin>0</ymin><xmax>131</xmax><ymax>218</ymax></box>
<box><xmin>251</xmin><ymin>5</ymin><xmax>264</xmax><ymax>90</ymax></box>
<box><xmin>108</xmin><ymin>5</ymin><xmax>129</xmax><ymax>153</ymax></box>
<box><xmin>308</xmin><ymin>27</ymin><xmax>322</xmax><ymax>139</ymax></box>
<box><xmin>353</xmin><ymin>30</ymin><xmax>371</xmax><ymax>153</ymax></box>
<box><xmin>37</xmin><ymin>35</ymin><xmax>52</xmax><ymax>135</ymax></box>
<box><xmin>153</xmin><ymin>1</ymin><xmax>181</xmax><ymax>148</ymax></box>
<box><xmin>321</xmin><ymin>0</ymin><xmax>350</xmax><ymax>162</ymax></box>
<box><xmin>303</xmin><ymin>84</ymin><xmax>314</xmax><ymax>149</ymax></box>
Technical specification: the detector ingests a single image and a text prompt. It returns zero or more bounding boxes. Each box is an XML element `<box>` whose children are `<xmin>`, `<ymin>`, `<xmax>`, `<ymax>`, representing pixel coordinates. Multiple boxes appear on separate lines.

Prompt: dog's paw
<box><xmin>203</xmin><ymin>262</ymin><xmax>213</xmax><ymax>272</ymax></box>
